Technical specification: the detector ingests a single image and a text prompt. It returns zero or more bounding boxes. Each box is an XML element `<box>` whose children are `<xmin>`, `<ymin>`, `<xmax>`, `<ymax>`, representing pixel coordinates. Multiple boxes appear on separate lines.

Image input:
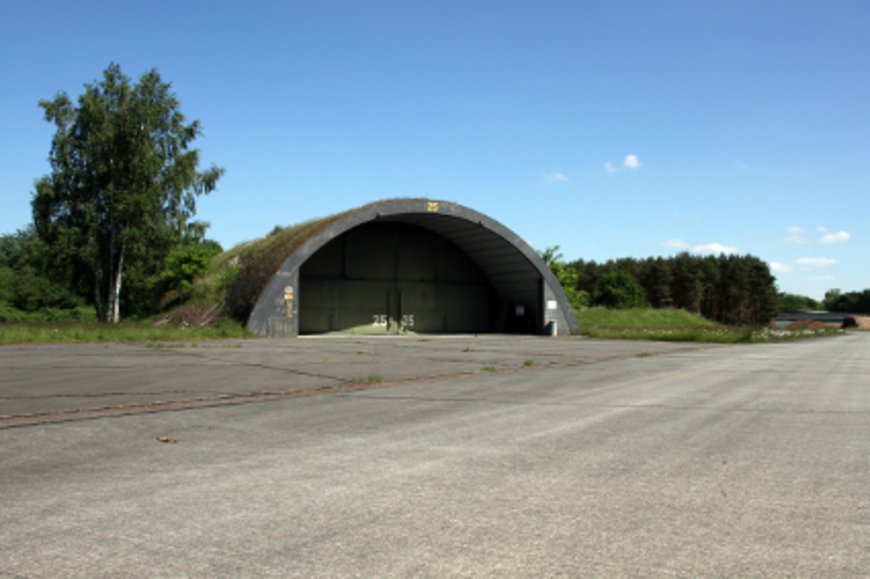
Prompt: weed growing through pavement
<box><xmin>352</xmin><ymin>375</ymin><xmax>383</xmax><ymax>385</ymax></box>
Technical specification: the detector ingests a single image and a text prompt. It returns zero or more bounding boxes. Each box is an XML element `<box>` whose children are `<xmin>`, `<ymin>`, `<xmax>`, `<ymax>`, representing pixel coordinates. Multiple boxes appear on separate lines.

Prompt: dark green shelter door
<box><xmin>299</xmin><ymin>223</ymin><xmax>492</xmax><ymax>334</ymax></box>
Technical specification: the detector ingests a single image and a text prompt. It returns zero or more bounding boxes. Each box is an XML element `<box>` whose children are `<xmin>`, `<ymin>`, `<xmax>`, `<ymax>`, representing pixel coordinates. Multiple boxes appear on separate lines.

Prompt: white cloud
<box><xmin>782</xmin><ymin>225</ymin><xmax>850</xmax><ymax>245</ymax></box>
<box><xmin>810</xmin><ymin>275</ymin><xmax>835</xmax><ymax>281</ymax></box>
<box><xmin>603</xmin><ymin>154</ymin><xmax>641</xmax><ymax>172</ymax></box>
<box><xmin>661</xmin><ymin>239</ymin><xmax>689</xmax><ymax>250</ymax></box>
<box><xmin>544</xmin><ymin>172</ymin><xmax>569</xmax><ymax>183</ymax></box>
<box><xmin>769</xmin><ymin>262</ymin><xmax>794</xmax><ymax>273</ymax></box>
<box><xmin>819</xmin><ymin>230</ymin><xmax>850</xmax><ymax>245</ymax></box>
<box><xmin>692</xmin><ymin>242</ymin><xmax>738</xmax><ymax>255</ymax></box>
<box><xmin>661</xmin><ymin>239</ymin><xmax>737</xmax><ymax>255</ymax></box>
<box><xmin>796</xmin><ymin>257</ymin><xmax>838</xmax><ymax>267</ymax></box>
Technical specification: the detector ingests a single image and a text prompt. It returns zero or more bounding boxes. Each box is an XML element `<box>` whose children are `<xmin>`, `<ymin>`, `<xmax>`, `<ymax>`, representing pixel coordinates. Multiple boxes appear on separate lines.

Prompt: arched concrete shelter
<box><xmin>246</xmin><ymin>198</ymin><xmax>578</xmax><ymax>336</ymax></box>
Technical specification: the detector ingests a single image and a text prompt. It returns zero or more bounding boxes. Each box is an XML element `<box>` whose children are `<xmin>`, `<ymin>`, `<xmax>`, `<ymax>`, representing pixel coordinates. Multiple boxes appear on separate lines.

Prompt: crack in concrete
<box><xmin>0</xmin><ymin>344</ymin><xmax>710</xmax><ymax>429</ymax></box>
<box><xmin>0</xmin><ymin>390</ymin><xmax>219</xmax><ymax>400</ymax></box>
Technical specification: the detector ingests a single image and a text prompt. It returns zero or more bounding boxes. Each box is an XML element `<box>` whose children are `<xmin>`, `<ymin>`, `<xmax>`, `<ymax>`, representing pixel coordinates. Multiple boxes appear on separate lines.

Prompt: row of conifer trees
<box><xmin>563</xmin><ymin>252</ymin><xmax>779</xmax><ymax>326</ymax></box>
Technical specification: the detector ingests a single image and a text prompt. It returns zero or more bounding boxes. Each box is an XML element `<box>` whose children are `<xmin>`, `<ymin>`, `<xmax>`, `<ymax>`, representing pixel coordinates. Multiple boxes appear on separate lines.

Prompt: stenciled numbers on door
<box><xmin>371</xmin><ymin>313</ymin><xmax>415</xmax><ymax>329</ymax></box>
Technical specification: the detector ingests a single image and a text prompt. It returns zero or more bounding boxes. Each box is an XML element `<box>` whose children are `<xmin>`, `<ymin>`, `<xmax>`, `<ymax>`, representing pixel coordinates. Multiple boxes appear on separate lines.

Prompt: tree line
<box><xmin>823</xmin><ymin>289</ymin><xmax>870</xmax><ymax>314</ymax></box>
<box><xmin>544</xmin><ymin>248</ymin><xmax>780</xmax><ymax>326</ymax></box>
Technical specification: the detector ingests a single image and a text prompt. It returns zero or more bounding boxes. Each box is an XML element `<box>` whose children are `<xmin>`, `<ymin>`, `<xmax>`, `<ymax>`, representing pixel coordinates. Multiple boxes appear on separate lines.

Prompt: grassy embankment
<box><xmin>575</xmin><ymin>307</ymin><xmax>842</xmax><ymax>343</ymax></box>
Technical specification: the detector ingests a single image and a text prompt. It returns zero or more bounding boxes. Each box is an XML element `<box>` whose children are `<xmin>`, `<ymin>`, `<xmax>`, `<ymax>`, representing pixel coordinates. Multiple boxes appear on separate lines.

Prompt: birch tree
<box><xmin>33</xmin><ymin>63</ymin><xmax>223</xmax><ymax>322</ymax></box>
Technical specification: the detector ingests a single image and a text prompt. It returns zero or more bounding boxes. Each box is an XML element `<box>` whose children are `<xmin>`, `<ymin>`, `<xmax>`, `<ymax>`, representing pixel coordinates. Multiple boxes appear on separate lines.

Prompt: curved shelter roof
<box><xmin>239</xmin><ymin>198</ymin><xmax>578</xmax><ymax>336</ymax></box>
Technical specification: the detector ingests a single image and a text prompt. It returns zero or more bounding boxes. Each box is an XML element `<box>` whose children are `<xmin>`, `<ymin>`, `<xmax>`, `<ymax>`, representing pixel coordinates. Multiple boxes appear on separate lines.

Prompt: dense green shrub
<box><xmin>594</xmin><ymin>271</ymin><xmax>648</xmax><ymax>309</ymax></box>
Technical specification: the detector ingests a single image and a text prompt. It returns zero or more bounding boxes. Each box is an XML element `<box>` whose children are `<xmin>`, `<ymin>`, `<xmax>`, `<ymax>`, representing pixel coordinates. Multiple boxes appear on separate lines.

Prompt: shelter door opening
<box><xmin>298</xmin><ymin>222</ymin><xmax>493</xmax><ymax>334</ymax></box>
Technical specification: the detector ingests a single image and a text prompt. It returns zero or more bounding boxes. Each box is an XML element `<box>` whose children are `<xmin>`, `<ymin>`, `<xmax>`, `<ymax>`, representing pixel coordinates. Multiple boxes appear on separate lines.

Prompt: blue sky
<box><xmin>1</xmin><ymin>0</ymin><xmax>867</xmax><ymax>300</ymax></box>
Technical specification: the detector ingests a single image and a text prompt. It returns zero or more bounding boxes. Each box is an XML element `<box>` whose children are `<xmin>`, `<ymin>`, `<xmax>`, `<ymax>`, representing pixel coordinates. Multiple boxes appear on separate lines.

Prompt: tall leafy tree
<box><xmin>823</xmin><ymin>289</ymin><xmax>842</xmax><ymax>311</ymax></box>
<box><xmin>33</xmin><ymin>63</ymin><xmax>223</xmax><ymax>322</ymax></box>
<box><xmin>745</xmin><ymin>256</ymin><xmax>778</xmax><ymax>324</ymax></box>
<box><xmin>593</xmin><ymin>271</ymin><xmax>648</xmax><ymax>309</ymax></box>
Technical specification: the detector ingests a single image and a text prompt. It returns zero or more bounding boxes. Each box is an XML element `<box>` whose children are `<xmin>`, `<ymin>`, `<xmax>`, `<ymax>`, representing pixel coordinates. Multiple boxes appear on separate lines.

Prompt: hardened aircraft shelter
<box><xmin>244</xmin><ymin>198</ymin><xmax>578</xmax><ymax>336</ymax></box>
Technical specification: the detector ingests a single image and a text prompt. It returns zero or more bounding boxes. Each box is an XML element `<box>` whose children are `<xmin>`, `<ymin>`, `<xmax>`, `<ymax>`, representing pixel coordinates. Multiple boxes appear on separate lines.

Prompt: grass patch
<box><xmin>481</xmin><ymin>365</ymin><xmax>498</xmax><ymax>373</ymax></box>
<box><xmin>576</xmin><ymin>308</ymin><xmax>751</xmax><ymax>343</ymax></box>
<box><xmin>523</xmin><ymin>359</ymin><xmax>535</xmax><ymax>367</ymax></box>
<box><xmin>574</xmin><ymin>307</ymin><xmax>841</xmax><ymax>344</ymax></box>
<box><xmin>588</xmin><ymin>327</ymin><xmax>756</xmax><ymax>343</ymax></box>
<box><xmin>0</xmin><ymin>320</ymin><xmax>251</xmax><ymax>345</ymax></box>
<box><xmin>577</xmin><ymin>307</ymin><xmax>718</xmax><ymax>331</ymax></box>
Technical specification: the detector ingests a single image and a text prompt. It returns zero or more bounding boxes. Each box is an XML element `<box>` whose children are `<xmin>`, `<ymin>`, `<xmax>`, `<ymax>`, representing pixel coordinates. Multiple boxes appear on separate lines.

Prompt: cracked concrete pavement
<box><xmin>1</xmin><ymin>333</ymin><xmax>868</xmax><ymax>576</ymax></box>
<box><xmin>1</xmin><ymin>335</ymin><xmax>709</xmax><ymax>423</ymax></box>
